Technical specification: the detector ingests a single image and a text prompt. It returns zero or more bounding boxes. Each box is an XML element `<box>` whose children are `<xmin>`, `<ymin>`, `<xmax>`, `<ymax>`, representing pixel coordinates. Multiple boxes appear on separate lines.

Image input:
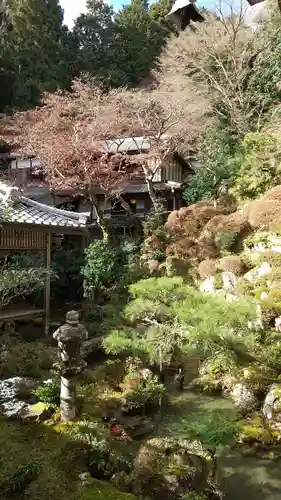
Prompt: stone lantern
<box><xmin>53</xmin><ymin>310</ymin><xmax>88</xmax><ymax>421</ymax></box>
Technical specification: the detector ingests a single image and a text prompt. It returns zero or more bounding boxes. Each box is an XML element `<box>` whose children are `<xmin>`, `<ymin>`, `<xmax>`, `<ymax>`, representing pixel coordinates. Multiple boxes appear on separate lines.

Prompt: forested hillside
<box><xmin>0</xmin><ymin>0</ymin><xmax>174</xmax><ymax>111</ymax></box>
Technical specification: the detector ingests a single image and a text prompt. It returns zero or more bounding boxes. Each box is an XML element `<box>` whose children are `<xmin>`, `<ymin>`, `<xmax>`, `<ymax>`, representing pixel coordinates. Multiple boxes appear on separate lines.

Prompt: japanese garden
<box><xmin>1</xmin><ymin>0</ymin><xmax>281</xmax><ymax>499</ymax></box>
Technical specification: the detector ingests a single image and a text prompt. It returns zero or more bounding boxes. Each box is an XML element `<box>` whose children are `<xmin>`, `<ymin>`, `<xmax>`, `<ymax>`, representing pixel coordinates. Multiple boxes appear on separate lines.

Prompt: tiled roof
<box><xmin>0</xmin><ymin>183</ymin><xmax>87</xmax><ymax>229</ymax></box>
<box><xmin>101</xmin><ymin>137</ymin><xmax>152</xmax><ymax>154</ymax></box>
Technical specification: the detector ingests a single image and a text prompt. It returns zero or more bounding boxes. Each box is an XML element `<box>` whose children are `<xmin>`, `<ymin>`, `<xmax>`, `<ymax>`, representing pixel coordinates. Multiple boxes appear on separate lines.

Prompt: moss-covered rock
<box><xmin>263</xmin><ymin>384</ymin><xmax>281</xmax><ymax>421</ymax></box>
<box><xmin>134</xmin><ymin>437</ymin><xmax>214</xmax><ymax>500</ymax></box>
<box><xmin>238</xmin><ymin>413</ymin><xmax>280</xmax><ymax>445</ymax></box>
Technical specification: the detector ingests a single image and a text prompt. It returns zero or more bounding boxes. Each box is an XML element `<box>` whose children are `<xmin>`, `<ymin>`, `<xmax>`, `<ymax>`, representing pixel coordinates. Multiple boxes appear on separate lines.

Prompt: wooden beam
<box><xmin>45</xmin><ymin>232</ymin><xmax>51</xmax><ymax>335</ymax></box>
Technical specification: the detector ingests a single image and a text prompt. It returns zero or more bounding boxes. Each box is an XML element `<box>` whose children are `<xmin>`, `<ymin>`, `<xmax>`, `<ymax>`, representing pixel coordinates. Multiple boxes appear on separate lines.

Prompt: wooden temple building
<box><xmin>0</xmin><ymin>183</ymin><xmax>88</xmax><ymax>334</ymax></box>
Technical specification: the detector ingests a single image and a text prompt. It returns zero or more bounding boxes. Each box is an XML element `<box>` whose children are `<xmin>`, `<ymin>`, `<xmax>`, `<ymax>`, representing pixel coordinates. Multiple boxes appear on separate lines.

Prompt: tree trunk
<box><xmin>146</xmin><ymin>176</ymin><xmax>158</xmax><ymax>210</ymax></box>
<box><xmin>89</xmin><ymin>195</ymin><xmax>110</xmax><ymax>243</ymax></box>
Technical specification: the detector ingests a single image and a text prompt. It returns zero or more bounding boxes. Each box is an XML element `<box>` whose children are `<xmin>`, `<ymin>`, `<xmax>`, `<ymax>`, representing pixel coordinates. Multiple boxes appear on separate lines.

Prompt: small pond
<box><xmin>157</xmin><ymin>390</ymin><xmax>281</xmax><ymax>500</ymax></box>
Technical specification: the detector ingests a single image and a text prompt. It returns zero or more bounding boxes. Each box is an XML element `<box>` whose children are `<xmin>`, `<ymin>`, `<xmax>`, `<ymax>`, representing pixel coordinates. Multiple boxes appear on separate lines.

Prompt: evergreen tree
<box><xmin>113</xmin><ymin>0</ymin><xmax>171</xmax><ymax>86</ymax></box>
<box><xmin>0</xmin><ymin>0</ymin><xmax>77</xmax><ymax>110</ymax></box>
<box><xmin>74</xmin><ymin>0</ymin><xmax>173</xmax><ymax>88</ymax></box>
<box><xmin>73</xmin><ymin>0</ymin><xmax>117</xmax><ymax>85</ymax></box>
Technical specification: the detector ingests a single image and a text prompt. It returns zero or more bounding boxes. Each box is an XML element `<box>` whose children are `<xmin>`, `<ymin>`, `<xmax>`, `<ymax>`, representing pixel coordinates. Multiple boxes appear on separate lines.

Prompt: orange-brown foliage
<box><xmin>198</xmin><ymin>259</ymin><xmax>217</xmax><ymax>278</ymax></box>
<box><xmin>219</xmin><ymin>256</ymin><xmax>245</xmax><ymax>276</ymax></box>
<box><xmin>165</xmin><ymin>203</ymin><xmax>223</xmax><ymax>238</ymax></box>
<box><xmin>166</xmin><ymin>238</ymin><xmax>219</xmax><ymax>263</ymax></box>
<box><xmin>262</xmin><ymin>186</ymin><xmax>281</xmax><ymax>201</ymax></box>
<box><xmin>203</xmin><ymin>211</ymin><xmax>249</xmax><ymax>238</ymax></box>
<box><xmin>247</xmin><ymin>200</ymin><xmax>281</xmax><ymax>232</ymax></box>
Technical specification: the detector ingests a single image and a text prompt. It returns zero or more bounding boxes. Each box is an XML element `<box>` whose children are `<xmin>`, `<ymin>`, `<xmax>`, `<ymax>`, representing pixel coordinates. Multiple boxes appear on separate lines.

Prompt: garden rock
<box><xmin>81</xmin><ymin>337</ymin><xmax>103</xmax><ymax>359</ymax></box>
<box><xmin>200</xmin><ymin>276</ymin><xmax>216</xmax><ymax>293</ymax></box>
<box><xmin>222</xmin><ymin>271</ymin><xmax>236</xmax><ymax>291</ymax></box>
<box><xmin>120</xmin><ymin>415</ymin><xmax>154</xmax><ymax>439</ymax></box>
<box><xmin>79</xmin><ymin>472</ymin><xmax>94</xmax><ymax>486</ymax></box>
<box><xmin>229</xmin><ymin>381</ymin><xmax>258</xmax><ymax>415</ymax></box>
<box><xmin>244</xmin><ymin>262</ymin><xmax>271</xmax><ymax>282</ymax></box>
<box><xmin>134</xmin><ymin>437</ymin><xmax>221</xmax><ymax>500</ymax></box>
<box><xmin>275</xmin><ymin>317</ymin><xmax>281</xmax><ymax>332</ymax></box>
<box><xmin>0</xmin><ymin>377</ymin><xmax>33</xmax><ymax>418</ymax></box>
<box><xmin>22</xmin><ymin>402</ymin><xmax>55</xmax><ymax>422</ymax></box>
<box><xmin>263</xmin><ymin>384</ymin><xmax>281</xmax><ymax>421</ymax></box>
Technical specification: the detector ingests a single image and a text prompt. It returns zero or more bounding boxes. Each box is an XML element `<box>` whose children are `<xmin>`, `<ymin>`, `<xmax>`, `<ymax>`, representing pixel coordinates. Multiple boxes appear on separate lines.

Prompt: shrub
<box><xmin>243</xmin><ymin>231</ymin><xmax>273</xmax><ymax>250</ymax></box>
<box><xmin>165</xmin><ymin>203</ymin><xmax>223</xmax><ymax>239</ymax></box>
<box><xmin>218</xmin><ymin>256</ymin><xmax>245</xmax><ymax>276</ymax></box>
<box><xmin>0</xmin><ymin>341</ymin><xmax>55</xmax><ymax>378</ymax></box>
<box><xmin>214</xmin><ymin>231</ymin><xmax>237</xmax><ymax>250</ymax></box>
<box><xmin>183</xmin><ymin>120</ymin><xmax>239</xmax><ymax>205</ymax></box>
<box><xmin>200</xmin><ymin>351</ymin><xmax>239</xmax><ymax>380</ymax></box>
<box><xmin>104</xmin><ymin>276</ymin><xmax>256</xmax><ymax>370</ymax></box>
<box><xmin>82</xmin><ymin>241</ymin><xmax>127</xmax><ymax>298</ymax></box>
<box><xmin>198</xmin><ymin>259</ymin><xmax>217</xmax><ymax>279</ymax></box>
<box><xmin>169</xmin><ymin>409</ymin><xmax>239</xmax><ymax>452</ymax></box>
<box><xmin>166</xmin><ymin>238</ymin><xmax>219</xmax><ymax>264</ymax></box>
<box><xmin>121</xmin><ymin>360</ymin><xmax>165</xmax><ymax>413</ymax></box>
<box><xmin>52</xmin><ymin>247</ymin><xmax>85</xmax><ymax>302</ymax></box>
<box><xmin>165</xmin><ymin>257</ymin><xmax>191</xmax><ymax>277</ymax></box>
<box><xmin>150</xmin><ymin>249</ymin><xmax>166</xmax><ymax>262</ymax></box>
<box><xmin>32</xmin><ymin>380</ymin><xmax>60</xmax><ymax>405</ymax></box>
<box><xmin>239</xmin><ymin>414</ymin><xmax>279</xmax><ymax>445</ymax></box>
<box><xmin>242</xmin><ymin>364</ymin><xmax>277</xmax><ymax>395</ymax></box>
<box><xmin>262</xmin><ymin>185</ymin><xmax>281</xmax><ymax>201</ymax></box>
<box><xmin>247</xmin><ymin>199</ymin><xmax>281</xmax><ymax>232</ymax></box>
<box><xmin>203</xmin><ymin>212</ymin><xmax>249</xmax><ymax>250</ymax></box>
<box><xmin>0</xmin><ymin>459</ymin><xmax>42</xmax><ymax>498</ymax></box>
<box><xmin>231</xmin><ymin>132</ymin><xmax>281</xmax><ymax>200</ymax></box>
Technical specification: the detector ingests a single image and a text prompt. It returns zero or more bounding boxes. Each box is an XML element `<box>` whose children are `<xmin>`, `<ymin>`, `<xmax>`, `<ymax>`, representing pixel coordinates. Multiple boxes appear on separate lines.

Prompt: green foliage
<box><xmin>0</xmin><ymin>260</ymin><xmax>52</xmax><ymax>307</ymax></box>
<box><xmin>200</xmin><ymin>351</ymin><xmax>239</xmax><ymax>379</ymax></box>
<box><xmin>82</xmin><ymin>241</ymin><xmax>126</xmax><ymax>297</ymax></box>
<box><xmin>74</xmin><ymin>0</ymin><xmax>173</xmax><ymax>89</ymax></box>
<box><xmin>121</xmin><ymin>359</ymin><xmax>165</xmax><ymax>411</ymax></box>
<box><xmin>71</xmin><ymin>420</ymin><xmax>133</xmax><ymax>479</ymax></box>
<box><xmin>181</xmin><ymin>493</ymin><xmax>208</xmax><ymax>500</ymax></box>
<box><xmin>0</xmin><ymin>341</ymin><xmax>55</xmax><ymax>379</ymax></box>
<box><xmin>52</xmin><ymin>248</ymin><xmax>85</xmax><ymax>302</ymax></box>
<box><xmin>150</xmin><ymin>248</ymin><xmax>166</xmax><ymax>261</ymax></box>
<box><xmin>169</xmin><ymin>409</ymin><xmax>239</xmax><ymax>452</ymax></box>
<box><xmin>0</xmin><ymin>459</ymin><xmax>42</xmax><ymax>498</ymax></box>
<box><xmin>142</xmin><ymin>205</ymin><xmax>169</xmax><ymax>238</ymax></box>
<box><xmin>231</xmin><ymin>132</ymin><xmax>281</xmax><ymax>200</ymax></box>
<box><xmin>239</xmin><ymin>413</ymin><xmax>279</xmax><ymax>445</ymax></box>
<box><xmin>104</xmin><ymin>276</ymin><xmax>255</xmax><ymax>368</ymax></box>
<box><xmin>249</xmin><ymin>18</ymin><xmax>281</xmax><ymax>111</ymax></box>
<box><xmin>214</xmin><ymin>231</ymin><xmax>237</xmax><ymax>251</ymax></box>
<box><xmin>243</xmin><ymin>231</ymin><xmax>273</xmax><ymax>250</ymax></box>
<box><xmin>183</xmin><ymin>120</ymin><xmax>239</xmax><ymax>205</ymax></box>
<box><xmin>1</xmin><ymin>0</ymin><xmax>76</xmax><ymax>110</ymax></box>
<box><xmin>32</xmin><ymin>381</ymin><xmax>60</xmax><ymax>405</ymax></box>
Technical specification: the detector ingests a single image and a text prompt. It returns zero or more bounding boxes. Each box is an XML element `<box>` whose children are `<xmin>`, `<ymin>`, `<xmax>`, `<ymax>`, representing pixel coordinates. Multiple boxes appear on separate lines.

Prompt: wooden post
<box><xmin>45</xmin><ymin>232</ymin><xmax>51</xmax><ymax>335</ymax></box>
